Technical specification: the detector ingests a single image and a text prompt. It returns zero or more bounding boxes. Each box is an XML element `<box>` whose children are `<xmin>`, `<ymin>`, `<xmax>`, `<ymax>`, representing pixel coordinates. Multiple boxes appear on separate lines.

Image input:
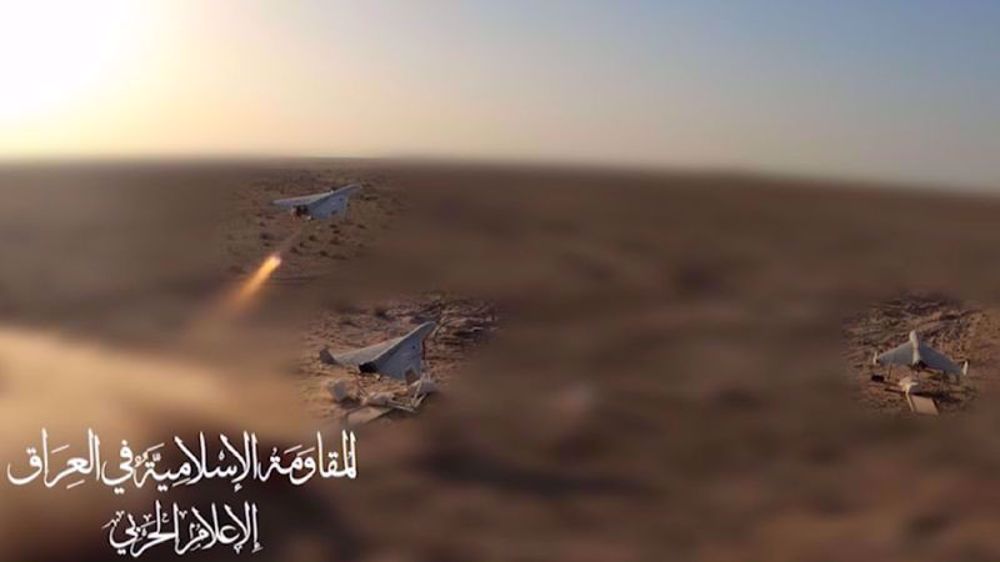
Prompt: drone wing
<box><xmin>369</xmin><ymin>322</ymin><xmax>435</xmax><ymax>380</ymax></box>
<box><xmin>330</xmin><ymin>184</ymin><xmax>361</xmax><ymax>198</ymax></box>
<box><xmin>272</xmin><ymin>191</ymin><xmax>333</xmax><ymax>208</ymax></box>
<box><xmin>875</xmin><ymin>341</ymin><xmax>915</xmax><ymax>367</ymax></box>
<box><xmin>320</xmin><ymin>336</ymin><xmax>402</xmax><ymax>367</ymax></box>
<box><xmin>308</xmin><ymin>184</ymin><xmax>362</xmax><ymax>219</ymax></box>
<box><xmin>917</xmin><ymin>342</ymin><xmax>966</xmax><ymax>376</ymax></box>
<box><xmin>307</xmin><ymin>194</ymin><xmax>348</xmax><ymax>219</ymax></box>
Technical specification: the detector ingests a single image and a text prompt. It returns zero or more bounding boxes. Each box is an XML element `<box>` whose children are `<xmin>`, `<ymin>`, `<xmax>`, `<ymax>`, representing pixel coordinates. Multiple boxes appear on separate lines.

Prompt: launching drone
<box><xmin>272</xmin><ymin>184</ymin><xmax>361</xmax><ymax>220</ymax></box>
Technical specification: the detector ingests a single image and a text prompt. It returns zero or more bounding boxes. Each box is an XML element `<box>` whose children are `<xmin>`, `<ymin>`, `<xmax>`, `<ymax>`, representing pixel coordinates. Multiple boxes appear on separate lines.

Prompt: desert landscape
<box><xmin>3</xmin><ymin>160</ymin><xmax>1000</xmax><ymax>560</ymax></box>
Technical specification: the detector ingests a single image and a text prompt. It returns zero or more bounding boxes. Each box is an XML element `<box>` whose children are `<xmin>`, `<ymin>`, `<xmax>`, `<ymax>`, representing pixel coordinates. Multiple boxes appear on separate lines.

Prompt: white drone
<box><xmin>872</xmin><ymin>330</ymin><xmax>968</xmax><ymax>383</ymax></box>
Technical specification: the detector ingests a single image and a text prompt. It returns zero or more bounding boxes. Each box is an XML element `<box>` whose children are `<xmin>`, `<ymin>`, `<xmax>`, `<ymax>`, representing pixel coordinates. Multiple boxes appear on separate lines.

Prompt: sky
<box><xmin>0</xmin><ymin>0</ymin><xmax>997</xmax><ymax>187</ymax></box>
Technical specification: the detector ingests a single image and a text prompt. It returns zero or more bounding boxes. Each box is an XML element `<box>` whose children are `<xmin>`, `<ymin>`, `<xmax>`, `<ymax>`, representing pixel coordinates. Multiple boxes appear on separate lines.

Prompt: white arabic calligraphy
<box><xmin>6</xmin><ymin>429</ymin><xmax>357</xmax><ymax>492</ymax></box>
<box><xmin>104</xmin><ymin>500</ymin><xmax>261</xmax><ymax>557</ymax></box>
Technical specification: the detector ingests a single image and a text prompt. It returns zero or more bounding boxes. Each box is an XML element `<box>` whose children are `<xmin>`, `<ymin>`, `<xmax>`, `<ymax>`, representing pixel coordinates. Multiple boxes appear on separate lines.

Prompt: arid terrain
<box><xmin>3</xmin><ymin>159</ymin><xmax>1000</xmax><ymax>561</ymax></box>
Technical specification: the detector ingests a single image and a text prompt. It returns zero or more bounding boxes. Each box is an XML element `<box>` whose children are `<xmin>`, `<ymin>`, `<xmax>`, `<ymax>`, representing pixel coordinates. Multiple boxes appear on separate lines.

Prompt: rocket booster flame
<box><xmin>211</xmin><ymin>227</ymin><xmax>301</xmax><ymax>318</ymax></box>
<box><xmin>227</xmin><ymin>253</ymin><xmax>283</xmax><ymax>310</ymax></box>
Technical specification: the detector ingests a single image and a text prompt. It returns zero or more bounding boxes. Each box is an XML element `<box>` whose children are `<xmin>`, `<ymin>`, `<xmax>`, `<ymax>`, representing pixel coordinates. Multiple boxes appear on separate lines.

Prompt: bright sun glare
<box><xmin>0</xmin><ymin>1</ymin><xmax>146</xmax><ymax>123</ymax></box>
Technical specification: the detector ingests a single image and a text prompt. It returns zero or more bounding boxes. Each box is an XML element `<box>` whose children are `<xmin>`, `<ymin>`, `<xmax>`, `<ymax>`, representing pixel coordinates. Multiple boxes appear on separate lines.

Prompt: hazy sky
<box><xmin>1</xmin><ymin>0</ymin><xmax>997</xmax><ymax>186</ymax></box>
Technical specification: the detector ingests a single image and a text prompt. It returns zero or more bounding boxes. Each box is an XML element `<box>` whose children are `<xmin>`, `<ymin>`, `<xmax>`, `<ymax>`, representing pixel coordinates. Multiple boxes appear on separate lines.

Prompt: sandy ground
<box><xmin>2</xmin><ymin>160</ymin><xmax>1000</xmax><ymax>561</ymax></box>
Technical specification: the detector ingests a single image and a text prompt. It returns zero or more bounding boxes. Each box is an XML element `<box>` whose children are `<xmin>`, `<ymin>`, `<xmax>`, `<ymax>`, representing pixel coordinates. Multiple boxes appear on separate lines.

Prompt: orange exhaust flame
<box><xmin>226</xmin><ymin>253</ymin><xmax>283</xmax><ymax>311</ymax></box>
